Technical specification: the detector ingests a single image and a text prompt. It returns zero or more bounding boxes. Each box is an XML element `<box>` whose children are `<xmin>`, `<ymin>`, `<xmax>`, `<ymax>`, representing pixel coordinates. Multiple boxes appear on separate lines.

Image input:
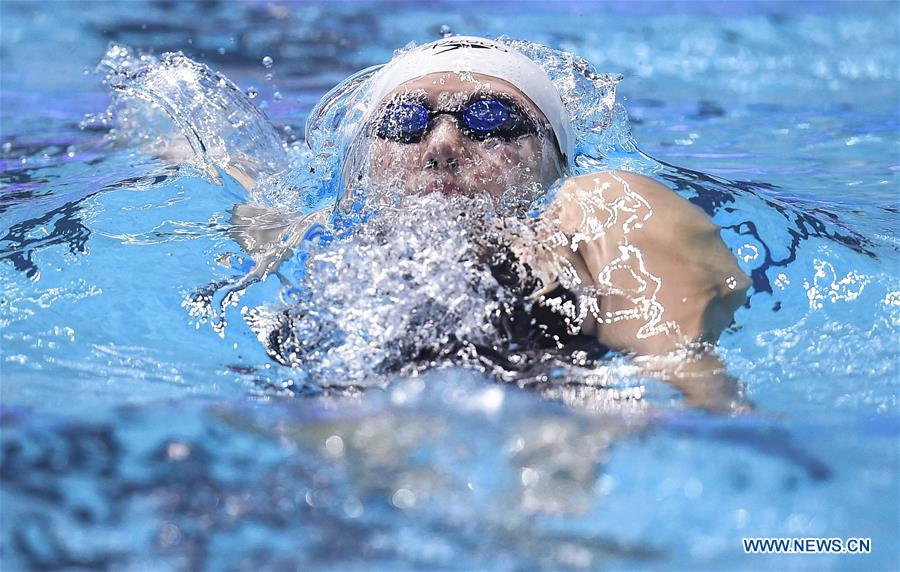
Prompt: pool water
<box><xmin>1</xmin><ymin>1</ymin><xmax>898</xmax><ymax>570</ymax></box>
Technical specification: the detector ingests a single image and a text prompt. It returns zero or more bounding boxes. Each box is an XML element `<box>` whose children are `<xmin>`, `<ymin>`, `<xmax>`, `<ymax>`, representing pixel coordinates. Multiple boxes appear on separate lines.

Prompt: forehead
<box><xmin>381</xmin><ymin>72</ymin><xmax>542</xmax><ymax>114</ymax></box>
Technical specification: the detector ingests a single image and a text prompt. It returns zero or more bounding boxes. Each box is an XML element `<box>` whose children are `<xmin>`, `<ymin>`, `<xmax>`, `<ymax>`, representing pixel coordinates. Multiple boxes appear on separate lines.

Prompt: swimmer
<box><xmin>223</xmin><ymin>36</ymin><xmax>752</xmax><ymax>410</ymax></box>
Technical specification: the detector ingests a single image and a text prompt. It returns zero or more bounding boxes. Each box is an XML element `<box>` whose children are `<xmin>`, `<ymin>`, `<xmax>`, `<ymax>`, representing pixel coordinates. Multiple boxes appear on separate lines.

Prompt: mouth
<box><xmin>422</xmin><ymin>177</ymin><xmax>464</xmax><ymax>196</ymax></box>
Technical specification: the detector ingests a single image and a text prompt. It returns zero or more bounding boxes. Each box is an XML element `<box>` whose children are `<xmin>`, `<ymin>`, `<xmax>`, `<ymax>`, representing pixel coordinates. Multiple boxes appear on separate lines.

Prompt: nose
<box><xmin>422</xmin><ymin>115</ymin><xmax>466</xmax><ymax>172</ymax></box>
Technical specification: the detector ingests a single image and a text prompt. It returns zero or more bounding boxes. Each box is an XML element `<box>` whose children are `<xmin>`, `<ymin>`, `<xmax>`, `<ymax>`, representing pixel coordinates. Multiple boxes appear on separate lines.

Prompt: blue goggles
<box><xmin>374</xmin><ymin>97</ymin><xmax>541</xmax><ymax>144</ymax></box>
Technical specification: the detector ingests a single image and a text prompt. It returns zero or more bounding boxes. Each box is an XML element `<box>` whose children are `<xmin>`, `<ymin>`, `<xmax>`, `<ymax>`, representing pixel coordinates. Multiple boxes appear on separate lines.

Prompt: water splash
<box><xmin>94</xmin><ymin>43</ymin><xmax>292</xmax><ymax>207</ymax></box>
<box><xmin>247</xmin><ymin>194</ymin><xmax>583</xmax><ymax>383</ymax></box>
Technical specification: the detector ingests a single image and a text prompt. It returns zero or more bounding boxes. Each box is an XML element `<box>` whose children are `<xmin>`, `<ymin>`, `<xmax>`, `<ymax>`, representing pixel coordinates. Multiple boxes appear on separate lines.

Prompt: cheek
<box><xmin>473</xmin><ymin>140</ymin><xmax>542</xmax><ymax>182</ymax></box>
<box><xmin>370</xmin><ymin>141</ymin><xmax>421</xmax><ymax>180</ymax></box>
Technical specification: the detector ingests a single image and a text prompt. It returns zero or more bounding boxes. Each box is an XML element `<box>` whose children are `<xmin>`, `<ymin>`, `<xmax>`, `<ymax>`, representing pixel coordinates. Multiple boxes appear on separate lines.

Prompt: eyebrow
<box><xmin>464</xmin><ymin>91</ymin><xmax>528</xmax><ymax>109</ymax></box>
<box><xmin>387</xmin><ymin>90</ymin><xmax>533</xmax><ymax>113</ymax></box>
<box><xmin>387</xmin><ymin>91</ymin><xmax>429</xmax><ymax>105</ymax></box>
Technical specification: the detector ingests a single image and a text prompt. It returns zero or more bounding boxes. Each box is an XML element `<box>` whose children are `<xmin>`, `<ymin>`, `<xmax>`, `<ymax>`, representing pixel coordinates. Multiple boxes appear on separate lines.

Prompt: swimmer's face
<box><xmin>363</xmin><ymin>72</ymin><xmax>564</xmax><ymax>203</ymax></box>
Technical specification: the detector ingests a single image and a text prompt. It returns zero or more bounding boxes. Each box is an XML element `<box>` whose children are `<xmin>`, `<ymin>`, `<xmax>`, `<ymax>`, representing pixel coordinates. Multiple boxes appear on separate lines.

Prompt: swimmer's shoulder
<box><xmin>550</xmin><ymin>170</ymin><xmax>720</xmax><ymax>236</ymax></box>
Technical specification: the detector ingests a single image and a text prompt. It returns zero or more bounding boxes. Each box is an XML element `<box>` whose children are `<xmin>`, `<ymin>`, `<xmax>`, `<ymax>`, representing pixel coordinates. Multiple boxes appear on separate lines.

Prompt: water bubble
<box><xmin>157</xmin><ymin>522</ymin><xmax>182</xmax><ymax>548</ymax></box>
<box><xmin>391</xmin><ymin>488</ymin><xmax>416</xmax><ymax>509</ymax></box>
<box><xmin>521</xmin><ymin>467</ymin><xmax>540</xmax><ymax>486</ymax></box>
<box><xmin>273</xmin><ymin>91</ymin><xmax>282</xmax><ymax>101</ymax></box>
<box><xmin>166</xmin><ymin>441</ymin><xmax>191</xmax><ymax>461</ymax></box>
<box><xmin>684</xmin><ymin>477</ymin><xmax>704</xmax><ymax>500</ymax></box>
<box><xmin>217</xmin><ymin>47</ymin><xmax>226</xmax><ymax>55</ymax></box>
<box><xmin>246</xmin><ymin>87</ymin><xmax>258</xmax><ymax>99</ymax></box>
<box><xmin>262</xmin><ymin>55</ymin><xmax>274</xmax><ymax>68</ymax></box>
<box><xmin>343</xmin><ymin>497</ymin><xmax>364</xmax><ymax>518</ymax></box>
<box><xmin>66</xmin><ymin>145</ymin><xmax>76</xmax><ymax>158</ymax></box>
<box><xmin>280</xmin><ymin>286</ymin><xmax>301</xmax><ymax>303</ymax></box>
<box><xmin>439</xmin><ymin>24</ymin><xmax>453</xmax><ymax>38</ymax></box>
<box><xmin>1</xmin><ymin>142</ymin><xmax>11</xmax><ymax>154</ymax></box>
<box><xmin>324</xmin><ymin>435</ymin><xmax>344</xmax><ymax>457</ymax></box>
<box><xmin>264</xmin><ymin>73</ymin><xmax>273</xmax><ymax>82</ymax></box>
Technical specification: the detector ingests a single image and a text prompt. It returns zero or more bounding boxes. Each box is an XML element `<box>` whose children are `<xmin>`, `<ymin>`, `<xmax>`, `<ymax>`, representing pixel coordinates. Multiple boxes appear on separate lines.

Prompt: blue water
<box><xmin>1</xmin><ymin>1</ymin><xmax>898</xmax><ymax>570</ymax></box>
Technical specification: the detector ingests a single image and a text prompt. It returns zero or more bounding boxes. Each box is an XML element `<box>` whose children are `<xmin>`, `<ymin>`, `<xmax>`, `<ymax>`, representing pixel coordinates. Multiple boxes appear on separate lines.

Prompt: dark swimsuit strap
<box><xmin>487</xmin><ymin>251</ymin><xmax>610</xmax><ymax>356</ymax></box>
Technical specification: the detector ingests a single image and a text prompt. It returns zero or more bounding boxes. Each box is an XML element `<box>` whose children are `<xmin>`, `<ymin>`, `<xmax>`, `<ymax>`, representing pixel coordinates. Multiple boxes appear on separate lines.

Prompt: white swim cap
<box><xmin>364</xmin><ymin>36</ymin><xmax>575</xmax><ymax>166</ymax></box>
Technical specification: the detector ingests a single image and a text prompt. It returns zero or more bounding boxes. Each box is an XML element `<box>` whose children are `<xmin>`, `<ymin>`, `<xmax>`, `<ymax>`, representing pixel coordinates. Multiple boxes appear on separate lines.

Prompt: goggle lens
<box><xmin>378</xmin><ymin>103</ymin><xmax>429</xmax><ymax>141</ymax></box>
<box><xmin>462</xmin><ymin>99</ymin><xmax>510</xmax><ymax>132</ymax></box>
<box><xmin>375</xmin><ymin>98</ymin><xmax>532</xmax><ymax>143</ymax></box>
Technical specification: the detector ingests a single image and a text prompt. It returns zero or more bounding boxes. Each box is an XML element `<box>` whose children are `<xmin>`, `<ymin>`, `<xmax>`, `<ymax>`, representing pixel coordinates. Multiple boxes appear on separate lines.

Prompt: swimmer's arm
<box><xmin>144</xmin><ymin>129</ymin><xmax>261</xmax><ymax>193</ymax></box>
<box><xmin>223</xmin><ymin>164</ymin><xmax>257</xmax><ymax>192</ymax></box>
<box><xmin>548</xmin><ymin>171</ymin><xmax>751</xmax><ymax>409</ymax></box>
<box><xmin>147</xmin><ymin>122</ymin><xmax>310</xmax><ymax>281</ymax></box>
<box><xmin>634</xmin><ymin>351</ymin><xmax>749</xmax><ymax>411</ymax></box>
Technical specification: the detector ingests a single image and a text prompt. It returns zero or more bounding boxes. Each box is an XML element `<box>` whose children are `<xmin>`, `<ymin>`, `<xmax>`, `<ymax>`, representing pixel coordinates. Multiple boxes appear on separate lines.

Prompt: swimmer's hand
<box><xmin>533</xmin><ymin>170</ymin><xmax>752</xmax><ymax>411</ymax></box>
<box><xmin>228</xmin><ymin>203</ymin><xmax>329</xmax><ymax>288</ymax></box>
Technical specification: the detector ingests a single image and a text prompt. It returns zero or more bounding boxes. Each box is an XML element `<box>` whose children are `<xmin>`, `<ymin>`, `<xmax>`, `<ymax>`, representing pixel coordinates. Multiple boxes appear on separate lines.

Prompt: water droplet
<box><xmin>262</xmin><ymin>55</ymin><xmax>274</xmax><ymax>68</ymax></box>
<box><xmin>66</xmin><ymin>145</ymin><xmax>76</xmax><ymax>158</ymax></box>
<box><xmin>273</xmin><ymin>91</ymin><xmax>282</xmax><ymax>101</ymax></box>
<box><xmin>236</xmin><ymin>257</ymin><xmax>255</xmax><ymax>272</ymax></box>
<box><xmin>246</xmin><ymin>87</ymin><xmax>258</xmax><ymax>99</ymax></box>
<box><xmin>439</xmin><ymin>24</ymin><xmax>453</xmax><ymax>38</ymax></box>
